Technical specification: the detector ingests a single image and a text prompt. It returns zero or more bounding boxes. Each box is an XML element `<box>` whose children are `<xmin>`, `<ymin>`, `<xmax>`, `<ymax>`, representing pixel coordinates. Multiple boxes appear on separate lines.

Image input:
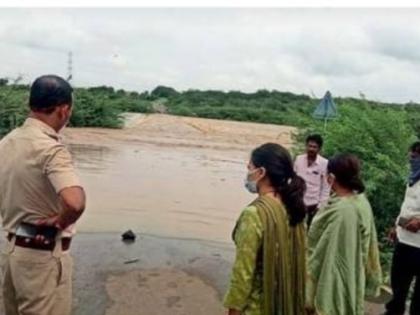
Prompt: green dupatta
<box><xmin>252</xmin><ymin>195</ymin><xmax>306</xmax><ymax>315</ymax></box>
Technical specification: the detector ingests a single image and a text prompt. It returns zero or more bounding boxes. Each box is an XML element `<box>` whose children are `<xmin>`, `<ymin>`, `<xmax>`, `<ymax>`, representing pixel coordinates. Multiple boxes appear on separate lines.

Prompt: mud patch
<box><xmin>105</xmin><ymin>268</ymin><xmax>225</xmax><ymax>315</ymax></box>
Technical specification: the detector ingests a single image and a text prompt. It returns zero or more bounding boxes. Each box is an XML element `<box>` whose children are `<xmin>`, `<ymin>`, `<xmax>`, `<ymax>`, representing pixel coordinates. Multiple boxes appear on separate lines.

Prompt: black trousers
<box><xmin>306</xmin><ymin>204</ymin><xmax>318</xmax><ymax>229</ymax></box>
<box><xmin>386</xmin><ymin>242</ymin><xmax>420</xmax><ymax>315</ymax></box>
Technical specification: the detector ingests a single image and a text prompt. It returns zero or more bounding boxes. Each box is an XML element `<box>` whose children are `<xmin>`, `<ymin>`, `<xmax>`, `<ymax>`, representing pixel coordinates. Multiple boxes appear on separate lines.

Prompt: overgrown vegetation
<box><xmin>298</xmin><ymin>104</ymin><xmax>416</xmax><ymax>276</ymax></box>
<box><xmin>1</xmin><ymin>80</ymin><xmax>419</xmax><ymax>273</ymax></box>
<box><xmin>0</xmin><ymin>80</ymin><xmax>28</xmax><ymax>135</ymax></box>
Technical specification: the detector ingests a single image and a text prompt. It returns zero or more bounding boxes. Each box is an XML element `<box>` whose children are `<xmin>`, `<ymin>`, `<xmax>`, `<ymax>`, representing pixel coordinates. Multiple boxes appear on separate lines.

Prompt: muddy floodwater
<box><xmin>65</xmin><ymin>114</ymin><xmax>296</xmax><ymax>243</ymax></box>
<box><xmin>70</xmin><ymin>143</ymin><xmax>250</xmax><ymax>242</ymax></box>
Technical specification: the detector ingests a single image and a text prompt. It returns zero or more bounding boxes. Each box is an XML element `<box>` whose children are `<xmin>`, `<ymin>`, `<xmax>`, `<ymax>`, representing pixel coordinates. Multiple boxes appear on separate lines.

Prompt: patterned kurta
<box><xmin>224</xmin><ymin>205</ymin><xmax>264</xmax><ymax>315</ymax></box>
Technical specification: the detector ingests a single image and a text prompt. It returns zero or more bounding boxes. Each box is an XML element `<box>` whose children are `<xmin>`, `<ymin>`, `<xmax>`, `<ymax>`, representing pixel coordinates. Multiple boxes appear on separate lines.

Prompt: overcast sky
<box><xmin>1</xmin><ymin>8</ymin><xmax>420</xmax><ymax>103</ymax></box>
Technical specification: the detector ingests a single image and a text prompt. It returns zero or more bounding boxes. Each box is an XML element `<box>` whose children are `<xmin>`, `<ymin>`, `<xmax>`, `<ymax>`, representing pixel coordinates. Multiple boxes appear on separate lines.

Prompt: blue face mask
<box><xmin>244</xmin><ymin>169</ymin><xmax>259</xmax><ymax>194</ymax></box>
<box><xmin>409</xmin><ymin>157</ymin><xmax>420</xmax><ymax>186</ymax></box>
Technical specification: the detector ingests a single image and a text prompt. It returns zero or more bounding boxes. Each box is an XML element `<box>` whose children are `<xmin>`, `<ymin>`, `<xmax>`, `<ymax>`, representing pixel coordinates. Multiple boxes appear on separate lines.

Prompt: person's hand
<box><xmin>36</xmin><ymin>215</ymin><xmax>62</xmax><ymax>229</ymax></box>
<box><xmin>404</xmin><ymin>218</ymin><xmax>420</xmax><ymax>233</ymax></box>
<box><xmin>33</xmin><ymin>216</ymin><xmax>62</xmax><ymax>244</ymax></box>
<box><xmin>228</xmin><ymin>309</ymin><xmax>241</xmax><ymax>315</ymax></box>
<box><xmin>388</xmin><ymin>227</ymin><xmax>397</xmax><ymax>244</ymax></box>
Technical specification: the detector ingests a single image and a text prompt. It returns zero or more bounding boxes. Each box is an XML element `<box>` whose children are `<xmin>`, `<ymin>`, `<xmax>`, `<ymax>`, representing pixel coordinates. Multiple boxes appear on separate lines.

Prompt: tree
<box><xmin>151</xmin><ymin>86</ymin><xmax>178</xmax><ymax>99</ymax></box>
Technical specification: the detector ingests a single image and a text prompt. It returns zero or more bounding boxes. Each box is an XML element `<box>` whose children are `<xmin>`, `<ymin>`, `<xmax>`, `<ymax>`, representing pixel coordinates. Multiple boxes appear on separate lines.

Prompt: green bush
<box><xmin>151</xmin><ymin>86</ymin><xmax>178</xmax><ymax>99</ymax></box>
<box><xmin>297</xmin><ymin>103</ymin><xmax>417</xmax><ymax>273</ymax></box>
<box><xmin>0</xmin><ymin>86</ymin><xmax>28</xmax><ymax>136</ymax></box>
<box><xmin>70</xmin><ymin>90</ymin><xmax>123</xmax><ymax>128</ymax></box>
<box><xmin>300</xmin><ymin>104</ymin><xmax>416</xmax><ymax>236</ymax></box>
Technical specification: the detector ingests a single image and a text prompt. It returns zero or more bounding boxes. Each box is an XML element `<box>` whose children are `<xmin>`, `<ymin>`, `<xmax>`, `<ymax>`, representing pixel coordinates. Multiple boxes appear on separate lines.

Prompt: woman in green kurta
<box><xmin>306</xmin><ymin>154</ymin><xmax>382</xmax><ymax>315</ymax></box>
<box><xmin>224</xmin><ymin>143</ymin><xmax>307</xmax><ymax>315</ymax></box>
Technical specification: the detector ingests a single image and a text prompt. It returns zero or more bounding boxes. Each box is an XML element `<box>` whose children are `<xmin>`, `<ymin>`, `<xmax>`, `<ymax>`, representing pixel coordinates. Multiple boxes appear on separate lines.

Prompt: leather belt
<box><xmin>7</xmin><ymin>233</ymin><xmax>72</xmax><ymax>251</ymax></box>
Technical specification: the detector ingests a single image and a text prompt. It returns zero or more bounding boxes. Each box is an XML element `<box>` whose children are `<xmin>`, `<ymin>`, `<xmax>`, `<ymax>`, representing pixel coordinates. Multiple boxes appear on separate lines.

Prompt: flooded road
<box><xmin>70</xmin><ymin>142</ymin><xmax>251</xmax><ymax>242</ymax></box>
<box><xmin>65</xmin><ymin>114</ymin><xmax>297</xmax><ymax>243</ymax></box>
<box><xmin>0</xmin><ymin>114</ymin><xmax>386</xmax><ymax>315</ymax></box>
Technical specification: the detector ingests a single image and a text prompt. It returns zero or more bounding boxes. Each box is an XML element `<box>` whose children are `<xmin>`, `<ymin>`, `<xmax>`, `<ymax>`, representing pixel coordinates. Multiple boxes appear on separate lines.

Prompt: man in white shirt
<box><xmin>294</xmin><ymin>134</ymin><xmax>330</xmax><ymax>227</ymax></box>
<box><xmin>385</xmin><ymin>141</ymin><xmax>420</xmax><ymax>315</ymax></box>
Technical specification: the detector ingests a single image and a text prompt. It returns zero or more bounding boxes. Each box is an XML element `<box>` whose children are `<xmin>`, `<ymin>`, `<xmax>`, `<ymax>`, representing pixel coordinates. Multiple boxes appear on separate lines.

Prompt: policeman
<box><xmin>0</xmin><ymin>75</ymin><xmax>86</xmax><ymax>315</ymax></box>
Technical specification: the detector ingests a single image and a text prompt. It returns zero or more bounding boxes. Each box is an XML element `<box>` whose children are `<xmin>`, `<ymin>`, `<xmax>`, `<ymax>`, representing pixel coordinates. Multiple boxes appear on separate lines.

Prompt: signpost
<box><xmin>313</xmin><ymin>91</ymin><xmax>339</xmax><ymax>132</ymax></box>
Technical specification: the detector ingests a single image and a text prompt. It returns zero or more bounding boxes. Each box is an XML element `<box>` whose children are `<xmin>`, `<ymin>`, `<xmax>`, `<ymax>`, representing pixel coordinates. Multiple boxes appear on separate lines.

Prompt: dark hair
<box><xmin>327</xmin><ymin>154</ymin><xmax>365</xmax><ymax>193</ymax></box>
<box><xmin>29</xmin><ymin>75</ymin><xmax>73</xmax><ymax>113</ymax></box>
<box><xmin>251</xmin><ymin>143</ymin><xmax>306</xmax><ymax>226</ymax></box>
<box><xmin>410</xmin><ymin>141</ymin><xmax>420</xmax><ymax>154</ymax></box>
<box><xmin>306</xmin><ymin>134</ymin><xmax>323</xmax><ymax>148</ymax></box>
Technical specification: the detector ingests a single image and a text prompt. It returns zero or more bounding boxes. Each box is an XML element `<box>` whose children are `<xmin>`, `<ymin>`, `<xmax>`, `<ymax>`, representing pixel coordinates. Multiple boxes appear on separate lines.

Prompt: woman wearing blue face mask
<box><xmin>224</xmin><ymin>143</ymin><xmax>307</xmax><ymax>315</ymax></box>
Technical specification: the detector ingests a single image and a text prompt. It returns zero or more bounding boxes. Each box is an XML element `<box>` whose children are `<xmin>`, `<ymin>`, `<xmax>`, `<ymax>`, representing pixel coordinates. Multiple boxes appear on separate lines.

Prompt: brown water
<box><xmin>64</xmin><ymin>114</ymin><xmax>296</xmax><ymax>243</ymax></box>
<box><xmin>70</xmin><ymin>142</ymin><xmax>252</xmax><ymax>243</ymax></box>
<box><xmin>65</xmin><ymin>114</ymin><xmax>294</xmax><ymax>241</ymax></box>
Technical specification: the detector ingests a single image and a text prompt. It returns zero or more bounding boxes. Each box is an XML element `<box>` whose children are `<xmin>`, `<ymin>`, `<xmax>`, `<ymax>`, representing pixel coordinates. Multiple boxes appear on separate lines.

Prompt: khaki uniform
<box><xmin>0</xmin><ymin>118</ymin><xmax>82</xmax><ymax>315</ymax></box>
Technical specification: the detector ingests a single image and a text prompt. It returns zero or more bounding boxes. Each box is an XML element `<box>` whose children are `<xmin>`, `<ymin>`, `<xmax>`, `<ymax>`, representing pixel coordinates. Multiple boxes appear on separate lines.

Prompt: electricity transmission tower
<box><xmin>67</xmin><ymin>51</ymin><xmax>73</xmax><ymax>82</ymax></box>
